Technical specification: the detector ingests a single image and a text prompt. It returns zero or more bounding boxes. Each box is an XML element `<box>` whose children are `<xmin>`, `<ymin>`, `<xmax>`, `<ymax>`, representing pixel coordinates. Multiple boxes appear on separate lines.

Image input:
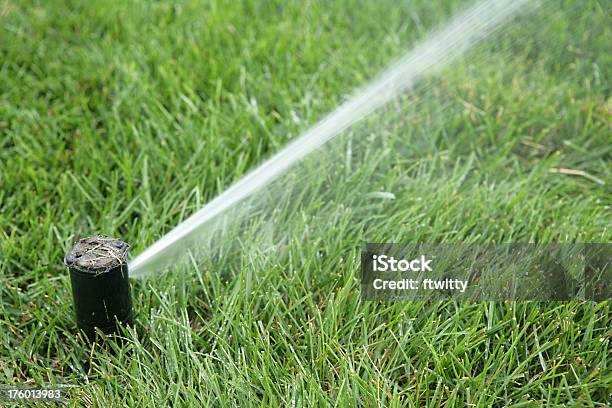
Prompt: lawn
<box><xmin>0</xmin><ymin>0</ymin><xmax>610</xmax><ymax>406</ymax></box>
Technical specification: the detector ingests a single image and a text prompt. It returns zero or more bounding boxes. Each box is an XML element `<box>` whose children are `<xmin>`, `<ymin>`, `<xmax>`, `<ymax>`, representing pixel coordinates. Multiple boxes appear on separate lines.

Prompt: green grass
<box><xmin>1</xmin><ymin>0</ymin><xmax>610</xmax><ymax>406</ymax></box>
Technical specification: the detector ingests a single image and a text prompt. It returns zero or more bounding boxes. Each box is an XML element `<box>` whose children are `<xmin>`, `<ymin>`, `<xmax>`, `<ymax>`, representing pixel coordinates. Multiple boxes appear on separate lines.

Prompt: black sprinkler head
<box><xmin>65</xmin><ymin>236</ymin><xmax>133</xmax><ymax>340</ymax></box>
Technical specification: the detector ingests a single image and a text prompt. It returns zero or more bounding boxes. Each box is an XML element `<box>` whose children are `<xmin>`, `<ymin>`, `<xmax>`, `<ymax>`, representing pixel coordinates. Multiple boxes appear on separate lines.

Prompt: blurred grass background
<box><xmin>0</xmin><ymin>0</ymin><xmax>610</xmax><ymax>405</ymax></box>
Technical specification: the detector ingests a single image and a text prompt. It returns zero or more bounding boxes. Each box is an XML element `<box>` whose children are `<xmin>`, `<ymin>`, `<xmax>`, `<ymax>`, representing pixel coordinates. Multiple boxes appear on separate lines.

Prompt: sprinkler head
<box><xmin>65</xmin><ymin>236</ymin><xmax>133</xmax><ymax>340</ymax></box>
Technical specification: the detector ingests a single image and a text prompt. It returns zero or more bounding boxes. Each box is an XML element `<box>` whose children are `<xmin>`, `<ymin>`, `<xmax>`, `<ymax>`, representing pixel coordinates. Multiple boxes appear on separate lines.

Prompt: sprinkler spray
<box><xmin>128</xmin><ymin>0</ymin><xmax>534</xmax><ymax>278</ymax></box>
<box><xmin>65</xmin><ymin>236</ymin><xmax>133</xmax><ymax>340</ymax></box>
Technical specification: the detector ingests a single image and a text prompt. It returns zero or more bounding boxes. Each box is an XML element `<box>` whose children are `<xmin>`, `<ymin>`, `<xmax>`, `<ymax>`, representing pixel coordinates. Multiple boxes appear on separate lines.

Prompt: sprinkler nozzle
<box><xmin>65</xmin><ymin>236</ymin><xmax>133</xmax><ymax>340</ymax></box>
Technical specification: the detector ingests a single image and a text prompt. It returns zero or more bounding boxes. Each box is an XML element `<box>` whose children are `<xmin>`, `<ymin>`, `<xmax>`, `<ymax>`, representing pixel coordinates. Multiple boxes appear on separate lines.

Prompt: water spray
<box><xmin>65</xmin><ymin>236</ymin><xmax>133</xmax><ymax>340</ymax></box>
<box><xmin>129</xmin><ymin>0</ymin><xmax>534</xmax><ymax>278</ymax></box>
